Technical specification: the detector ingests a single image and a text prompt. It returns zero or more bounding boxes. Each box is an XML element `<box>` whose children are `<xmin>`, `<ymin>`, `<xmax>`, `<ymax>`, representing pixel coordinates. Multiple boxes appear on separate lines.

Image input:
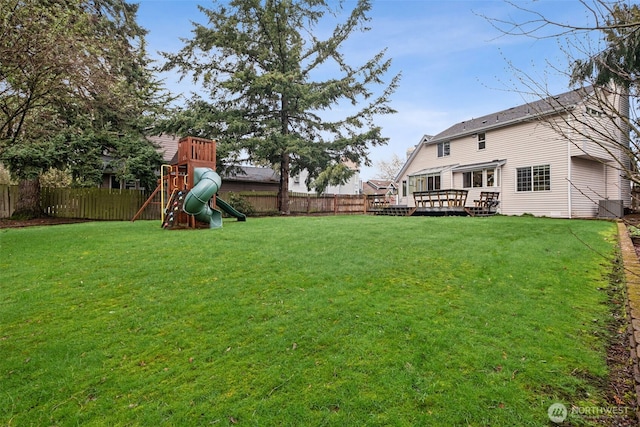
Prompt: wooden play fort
<box><xmin>133</xmin><ymin>137</ymin><xmax>246</xmax><ymax>229</ymax></box>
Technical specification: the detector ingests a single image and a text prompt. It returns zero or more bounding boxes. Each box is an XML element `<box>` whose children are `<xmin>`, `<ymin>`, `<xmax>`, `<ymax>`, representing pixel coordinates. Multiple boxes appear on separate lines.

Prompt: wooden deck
<box><xmin>365</xmin><ymin>190</ymin><xmax>500</xmax><ymax>217</ymax></box>
<box><xmin>412</xmin><ymin>189</ymin><xmax>468</xmax><ymax>216</ymax></box>
<box><xmin>365</xmin><ymin>195</ymin><xmax>414</xmax><ymax>216</ymax></box>
<box><xmin>372</xmin><ymin>205</ymin><xmax>416</xmax><ymax>216</ymax></box>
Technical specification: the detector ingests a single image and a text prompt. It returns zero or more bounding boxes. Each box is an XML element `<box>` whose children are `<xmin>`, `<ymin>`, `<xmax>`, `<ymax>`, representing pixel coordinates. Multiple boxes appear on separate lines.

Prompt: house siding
<box><xmin>289</xmin><ymin>169</ymin><xmax>361</xmax><ymax>195</ymax></box>
<box><xmin>569</xmin><ymin>106</ymin><xmax>616</xmax><ymax>160</ymax></box>
<box><xmin>399</xmin><ymin>119</ymin><xmax>571</xmax><ymax>216</ymax></box>
<box><xmin>495</xmin><ymin>120</ymin><xmax>569</xmax><ymax>217</ymax></box>
<box><xmin>570</xmin><ymin>157</ymin><xmax>606</xmax><ymax>218</ymax></box>
<box><xmin>396</xmin><ymin>87</ymin><xmax>630</xmax><ymax>218</ymax></box>
<box><xmin>569</xmin><ymin>89</ymin><xmax>631</xmax><ymax>212</ymax></box>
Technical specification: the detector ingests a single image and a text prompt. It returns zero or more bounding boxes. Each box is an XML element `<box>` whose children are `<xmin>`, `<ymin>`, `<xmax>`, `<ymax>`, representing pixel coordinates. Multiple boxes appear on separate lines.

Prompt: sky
<box><xmin>135</xmin><ymin>0</ymin><xmax>603</xmax><ymax>181</ymax></box>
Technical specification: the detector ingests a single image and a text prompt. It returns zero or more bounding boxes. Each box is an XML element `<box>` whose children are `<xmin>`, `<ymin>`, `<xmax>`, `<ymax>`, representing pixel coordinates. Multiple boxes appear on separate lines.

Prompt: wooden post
<box><xmin>131</xmin><ymin>182</ymin><xmax>161</xmax><ymax>222</ymax></box>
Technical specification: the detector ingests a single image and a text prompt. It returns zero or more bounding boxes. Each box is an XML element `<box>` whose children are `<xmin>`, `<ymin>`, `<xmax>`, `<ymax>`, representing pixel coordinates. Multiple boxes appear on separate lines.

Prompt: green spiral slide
<box><xmin>182</xmin><ymin>167</ymin><xmax>246</xmax><ymax>229</ymax></box>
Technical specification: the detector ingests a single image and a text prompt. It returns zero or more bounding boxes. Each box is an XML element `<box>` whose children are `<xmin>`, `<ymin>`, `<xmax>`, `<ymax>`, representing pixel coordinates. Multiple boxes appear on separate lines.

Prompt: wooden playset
<box><xmin>133</xmin><ymin>136</ymin><xmax>246</xmax><ymax>229</ymax></box>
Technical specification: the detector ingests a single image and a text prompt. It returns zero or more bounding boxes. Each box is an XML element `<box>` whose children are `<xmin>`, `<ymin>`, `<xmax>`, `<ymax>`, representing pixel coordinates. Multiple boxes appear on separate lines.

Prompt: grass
<box><xmin>0</xmin><ymin>215</ymin><xmax>621</xmax><ymax>426</ymax></box>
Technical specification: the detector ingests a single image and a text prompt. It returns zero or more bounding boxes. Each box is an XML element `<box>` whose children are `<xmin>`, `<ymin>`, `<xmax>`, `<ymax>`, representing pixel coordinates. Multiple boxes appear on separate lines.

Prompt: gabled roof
<box><xmin>223</xmin><ymin>166</ymin><xmax>279</xmax><ymax>183</ymax></box>
<box><xmin>147</xmin><ymin>134</ymin><xmax>179</xmax><ymax>163</ymax></box>
<box><xmin>394</xmin><ymin>86</ymin><xmax>594</xmax><ymax>182</ymax></box>
<box><xmin>427</xmin><ymin>86</ymin><xmax>592</xmax><ymax>144</ymax></box>
<box><xmin>363</xmin><ymin>179</ymin><xmax>396</xmax><ymax>195</ymax></box>
<box><xmin>367</xmin><ymin>179</ymin><xmax>393</xmax><ymax>190</ymax></box>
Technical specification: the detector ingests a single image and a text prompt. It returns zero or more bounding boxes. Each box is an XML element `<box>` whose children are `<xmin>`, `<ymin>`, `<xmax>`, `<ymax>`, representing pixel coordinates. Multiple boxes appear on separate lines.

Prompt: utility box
<box><xmin>598</xmin><ymin>199</ymin><xmax>624</xmax><ymax>218</ymax></box>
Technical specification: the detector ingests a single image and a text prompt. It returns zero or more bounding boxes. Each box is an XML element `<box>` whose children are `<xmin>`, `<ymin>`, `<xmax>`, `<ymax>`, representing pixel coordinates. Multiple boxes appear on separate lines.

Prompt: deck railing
<box><xmin>365</xmin><ymin>194</ymin><xmax>391</xmax><ymax>211</ymax></box>
<box><xmin>413</xmin><ymin>189</ymin><xmax>468</xmax><ymax>208</ymax></box>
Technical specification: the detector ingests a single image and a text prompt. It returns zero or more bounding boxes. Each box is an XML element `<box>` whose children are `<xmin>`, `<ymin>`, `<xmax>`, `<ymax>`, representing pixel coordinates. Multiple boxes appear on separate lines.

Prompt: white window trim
<box><xmin>462</xmin><ymin>168</ymin><xmax>500</xmax><ymax>188</ymax></box>
<box><xmin>477</xmin><ymin>133</ymin><xmax>486</xmax><ymax>151</ymax></box>
<box><xmin>515</xmin><ymin>165</ymin><xmax>551</xmax><ymax>192</ymax></box>
<box><xmin>437</xmin><ymin>142</ymin><xmax>450</xmax><ymax>158</ymax></box>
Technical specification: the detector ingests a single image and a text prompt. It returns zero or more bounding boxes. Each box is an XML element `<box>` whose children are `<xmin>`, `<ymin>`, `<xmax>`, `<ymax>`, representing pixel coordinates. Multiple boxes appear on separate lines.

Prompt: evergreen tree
<box><xmin>570</xmin><ymin>3</ymin><xmax>640</xmax><ymax>89</ymax></box>
<box><xmin>162</xmin><ymin>0</ymin><xmax>399</xmax><ymax>214</ymax></box>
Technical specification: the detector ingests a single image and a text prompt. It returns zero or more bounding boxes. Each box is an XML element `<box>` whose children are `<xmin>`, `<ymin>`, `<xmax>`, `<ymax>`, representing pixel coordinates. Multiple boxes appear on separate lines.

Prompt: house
<box><xmin>101</xmin><ymin>135</ymin><xmax>281</xmax><ymax>192</ymax></box>
<box><xmin>100</xmin><ymin>133</ymin><xmax>363</xmax><ymax>195</ymax></box>
<box><xmin>289</xmin><ymin>160</ymin><xmax>361</xmax><ymax>195</ymax></box>
<box><xmin>148</xmin><ymin>135</ymin><xmax>280</xmax><ymax>191</ymax></box>
<box><xmin>362</xmin><ymin>179</ymin><xmax>395</xmax><ymax>196</ymax></box>
<box><xmin>221</xmin><ymin>166</ymin><xmax>280</xmax><ymax>192</ymax></box>
<box><xmin>395</xmin><ymin>86</ymin><xmax>631</xmax><ymax>218</ymax></box>
<box><xmin>100</xmin><ymin>134</ymin><xmax>179</xmax><ymax>190</ymax></box>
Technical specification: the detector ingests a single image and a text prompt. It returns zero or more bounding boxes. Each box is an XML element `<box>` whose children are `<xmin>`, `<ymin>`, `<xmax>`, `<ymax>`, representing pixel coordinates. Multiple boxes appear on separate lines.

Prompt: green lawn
<box><xmin>0</xmin><ymin>215</ymin><xmax>621</xmax><ymax>425</ymax></box>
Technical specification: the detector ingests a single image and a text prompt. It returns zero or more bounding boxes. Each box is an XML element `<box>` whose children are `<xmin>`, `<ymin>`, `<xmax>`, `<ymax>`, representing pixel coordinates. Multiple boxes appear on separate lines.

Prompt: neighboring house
<box><xmin>221</xmin><ymin>166</ymin><xmax>280</xmax><ymax>192</ymax></box>
<box><xmin>101</xmin><ymin>135</ymin><xmax>280</xmax><ymax>192</ymax></box>
<box><xmin>152</xmin><ymin>134</ymin><xmax>181</xmax><ymax>163</ymax></box>
<box><xmin>100</xmin><ymin>134</ymin><xmax>179</xmax><ymax>190</ymax></box>
<box><xmin>289</xmin><ymin>160</ymin><xmax>361</xmax><ymax>195</ymax></box>
<box><xmin>362</xmin><ymin>179</ymin><xmax>396</xmax><ymax>196</ymax></box>
<box><xmin>100</xmin><ymin>134</ymin><xmax>366</xmax><ymax>197</ymax></box>
<box><xmin>395</xmin><ymin>86</ymin><xmax>631</xmax><ymax>218</ymax></box>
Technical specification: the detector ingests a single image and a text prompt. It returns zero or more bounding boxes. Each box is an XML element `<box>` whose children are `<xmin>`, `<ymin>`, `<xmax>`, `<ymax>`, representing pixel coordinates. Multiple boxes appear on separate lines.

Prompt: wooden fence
<box><xmin>221</xmin><ymin>191</ymin><xmax>365</xmax><ymax>215</ymax></box>
<box><xmin>0</xmin><ymin>185</ymin><xmax>367</xmax><ymax>220</ymax></box>
<box><xmin>41</xmin><ymin>187</ymin><xmax>161</xmax><ymax>220</ymax></box>
<box><xmin>0</xmin><ymin>185</ymin><xmax>18</xmax><ymax>218</ymax></box>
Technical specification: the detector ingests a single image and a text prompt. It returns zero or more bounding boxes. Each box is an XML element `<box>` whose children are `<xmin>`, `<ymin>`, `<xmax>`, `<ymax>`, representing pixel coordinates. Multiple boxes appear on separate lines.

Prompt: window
<box><xmin>427</xmin><ymin>174</ymin><xmax>441</xmax><ymax>190</ymax></box>
<box><xmin>437</xmin><ymin>142</ymin><xmax>450</xmax><ymax>157</ymax></box>
<box><xmin>486</xmin><ymin>169</ymin><xmax>495</xmax><ymax>187</ymax></box>
<box><xmin>516</xmin><ymin>167</ymin><xmax>531</xmax><ymax>191</ymax></box>
<box><xmin>586</xmin><ymin>107</ymin><xmax>603</xmax><ymax>117</ymax></box>
<box><xmin>462</xmin><ymin>168</ymin><xmax>499</xmax><ymax>188</ymax></box>
<box><xmin>463</xmin><ymin>172</ymin><xmax>471</xmax><ymax>188</ymax></box>
<box><xmin>517</xmin><ymin>165</ymin><xmax>550</xmax><ymax>192</ymax></box>
<box><xmin>472</xmin><ymin>170</ymin><xmax>483</xmax><ymax>187</ymax></box>
<box><xmin>532</xmin><ymin>165</ymin><xmax>550</xmax><ymax>191</ymax></box>
<box><xmin>477</xmin><ymin>133</ymin><xmax>486</xmax><ymax>150</ymax></box>
<box><xmin>111</xmin><ymin>175</ymin><xmax>121</xmax><ymax>189</ymax></box>
<box><xmin>402</xmin><ymin>180</ymin><xmax>407</xmax><ymax>197</ymax></box>
<box><xmin>408</xmin><ymin>173</ymin><xmax>441</xmax><ymax>194</ymax></box>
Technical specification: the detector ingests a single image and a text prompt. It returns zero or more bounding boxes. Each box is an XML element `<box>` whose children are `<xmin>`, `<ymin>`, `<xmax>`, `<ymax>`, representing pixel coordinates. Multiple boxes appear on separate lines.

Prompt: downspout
<box><xmin>567</xmin><ymin>121</ymin><xmax>572</xmax><ymax>219</ymax></box>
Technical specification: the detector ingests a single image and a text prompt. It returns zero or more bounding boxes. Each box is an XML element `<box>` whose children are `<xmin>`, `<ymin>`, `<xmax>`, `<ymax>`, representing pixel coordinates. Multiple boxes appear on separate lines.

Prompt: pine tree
<box><xmin>162</xmin><ymin>0</ymin><xmax>399</xmax><ymax>214</ymax></box>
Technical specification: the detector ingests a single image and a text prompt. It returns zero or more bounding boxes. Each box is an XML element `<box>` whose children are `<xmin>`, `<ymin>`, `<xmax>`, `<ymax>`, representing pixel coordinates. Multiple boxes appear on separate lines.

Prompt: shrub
<box><xmin>224</xmin><ymin>191</ymin><xmax>255</xmax><ymax>216</ymax></box>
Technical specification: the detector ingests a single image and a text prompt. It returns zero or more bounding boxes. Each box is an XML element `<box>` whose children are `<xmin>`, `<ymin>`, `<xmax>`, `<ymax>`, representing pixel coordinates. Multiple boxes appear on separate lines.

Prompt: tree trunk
<box><xmin>12</xmin><ymin>178</ymin><xmax>44</xmax><ymax>219</ymax></box>
<box><xmin>278</xmin><ymin>152</ymin><xmax>290</xmax><ymax>215</ymax></box>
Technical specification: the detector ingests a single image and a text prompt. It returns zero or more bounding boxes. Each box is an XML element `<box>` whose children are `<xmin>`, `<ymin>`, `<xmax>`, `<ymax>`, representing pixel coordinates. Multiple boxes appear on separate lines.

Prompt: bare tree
<box><xmin>482</xmin><ymin>0</ymin><xmax>639</xmax><ymax>213</ymax></box>
<box><xmin>374</xmin><ymin>153</ymin><xmax>404</xmax><ymax>182</ymax></box>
